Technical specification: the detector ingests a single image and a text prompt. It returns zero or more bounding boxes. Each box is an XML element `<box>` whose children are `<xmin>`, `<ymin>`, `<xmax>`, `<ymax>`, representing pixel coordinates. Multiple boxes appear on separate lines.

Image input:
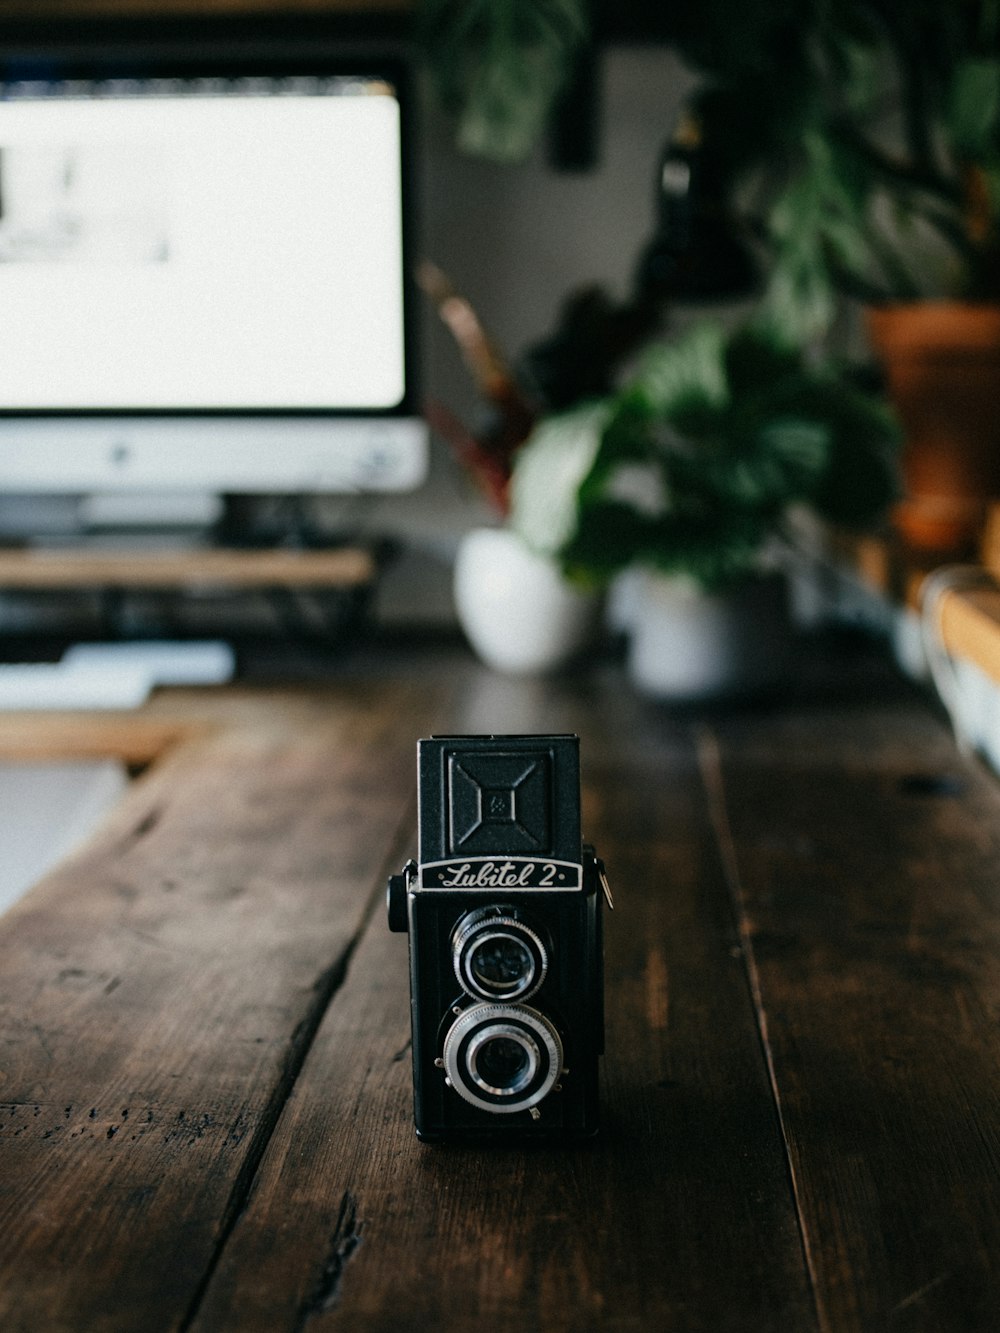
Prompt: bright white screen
<box><xmin>0</xmin><ymin>78</ymin><xmax>407</xmax><ymax>411</ymax></box>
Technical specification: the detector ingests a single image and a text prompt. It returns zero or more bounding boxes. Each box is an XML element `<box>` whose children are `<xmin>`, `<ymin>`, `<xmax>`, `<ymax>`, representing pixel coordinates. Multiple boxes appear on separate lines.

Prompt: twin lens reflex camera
<box><xmin>387</xmin><ymin>735</ymin><xmax>611</xmax><ymax>1142</ymax></box>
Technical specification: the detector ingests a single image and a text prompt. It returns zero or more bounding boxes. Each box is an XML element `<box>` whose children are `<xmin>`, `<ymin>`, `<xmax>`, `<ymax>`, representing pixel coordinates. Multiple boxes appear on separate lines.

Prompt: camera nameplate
<box><xmin>420</xmin><ymin>856</ymin><xmax>582</xmax><ymax>891</ymax></box>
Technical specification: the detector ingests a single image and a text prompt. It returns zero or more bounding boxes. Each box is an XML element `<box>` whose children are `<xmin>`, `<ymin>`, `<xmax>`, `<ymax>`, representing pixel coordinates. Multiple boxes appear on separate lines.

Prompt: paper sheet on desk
<box><xmin>0</xmin><ymin>641</ymin><xmax>235</xmax><ymax>710</ymax></box>
<box><xmin>64</xmin><ymin>640</ymin><xmax>235</xmax><ymax>686</ymax></box>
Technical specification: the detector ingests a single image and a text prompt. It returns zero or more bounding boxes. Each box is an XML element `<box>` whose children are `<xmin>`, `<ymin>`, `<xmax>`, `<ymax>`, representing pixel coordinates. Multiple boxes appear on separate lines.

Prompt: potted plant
<box><xmin>419</xmin><ymin>2</ymin><xmax>1000</xmax><ymax>555</ymax></box>
<box><xmin>417</xmin><ymin>0</ymin><xmax>590</xmax><ymax>164</ymax></box>
<box><xmin>728</xmin><ymin>3</ymin><xmax>1000</xmax><ymax>556</ymax></box>
<box><xmin>417</xmin><ymin>263</ymin><xmax>601</xmax><ymax>674</ymax></box>
<box><xmin>619</xmin><ymin>2</ymin><xmax>1000</xmax><ymax>555</ymax></box>
<box><xmin>508</xmin><ymin>318</ymin><xmax>900</xmax><ymax>698</ymax></box>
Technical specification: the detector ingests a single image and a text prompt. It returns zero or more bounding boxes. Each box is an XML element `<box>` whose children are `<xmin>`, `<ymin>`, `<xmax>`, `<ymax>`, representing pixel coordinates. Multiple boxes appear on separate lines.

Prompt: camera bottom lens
<box><xmin>471</xmin><ymin>1032</ymin><xmax>534</xmax><ymax>1095</ymax></box>
<box><xmin>442</xmin><ymin>1002</ymin><xmax>563</xmax><ymax>1114</ymax></box>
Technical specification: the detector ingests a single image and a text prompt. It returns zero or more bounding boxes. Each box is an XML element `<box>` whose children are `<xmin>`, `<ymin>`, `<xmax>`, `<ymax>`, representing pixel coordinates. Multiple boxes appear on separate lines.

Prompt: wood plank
<box><xmin>703</xmin><ymin>682</ymin><xmax>1000</xmax><ymax>1330</ymax></box>
<box><xmin>0</xmin><ymin>677</ymin><xmax>446</xmax><ymax>1332</ymax></box>
<box><xmin>934</xmin><ymin>584</ymin><xmax>1000</xmax><ymax>685</ymax></box>
<box><xmin>189</xmin><ymin>675</ymin><xmax>816</xmax><ymax>1331</ymax></box>
<box><xmin>0</xmin><ymin>712</ymin><xmax>197</xmax><ymax>765</ymax></box>
<box><xmin>0</xmin><ymin>1</ymin><xmax>411</xmax><ymax>17</ymax></box>
<box><xmin>825</xmin><ymin>531</ymin><xmax>1000</xmax><ymax>681</ymax></box>
<box><xmin>0</xmin><ymin>546</ymin><xmax>375</xmax><ymax>590</ymax></box>
<box><xmin>5</xmin><ymin>643</ymin><xmax>978</xmax><ymax>1330</ymax></box>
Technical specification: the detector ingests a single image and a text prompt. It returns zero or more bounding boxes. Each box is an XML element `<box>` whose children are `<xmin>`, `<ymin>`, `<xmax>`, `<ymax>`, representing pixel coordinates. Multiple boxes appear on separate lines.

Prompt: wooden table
<box><xmin>1</xmin><ymin>637</ymin><xmax>999</xmax><ymax>1331</ymax></box>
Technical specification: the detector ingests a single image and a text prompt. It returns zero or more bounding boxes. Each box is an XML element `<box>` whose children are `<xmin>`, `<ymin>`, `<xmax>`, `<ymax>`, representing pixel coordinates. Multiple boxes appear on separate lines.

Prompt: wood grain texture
<box><xmin>702</xmin><ymin>681</ymin><xmax>1000</xmax><ymax>1331</ymax></box>
<box><xmin>0</xmin><ymin>712</ymin><xmax>196</xmax><ymax>764</ymax></box>
<box><xmin>0</xmin><ymin>547</ymin><xmax>375</xmax><ymax>590</ymax></box>
<box><xmin>190</xmin><ymin>673</ymin><xmax>815</xmax><ymax>1332</ymax></box>
<box><xmin>0</xmin><ymin>677</ymin><xmax>448</xmax><ymax>1332</ymax></box>
<box><xmin>2</xmin><ymin>642</ymin><xmax>998</xmax><ymax>1330</ymax></box>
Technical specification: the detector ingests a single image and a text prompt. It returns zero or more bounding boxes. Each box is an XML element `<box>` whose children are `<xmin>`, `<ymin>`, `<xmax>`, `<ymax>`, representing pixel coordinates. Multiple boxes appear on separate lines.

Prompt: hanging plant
<box><xmin>419</xmin><ymin>0</ymin><xmax>590</xmax><ymax>162</ymax></box>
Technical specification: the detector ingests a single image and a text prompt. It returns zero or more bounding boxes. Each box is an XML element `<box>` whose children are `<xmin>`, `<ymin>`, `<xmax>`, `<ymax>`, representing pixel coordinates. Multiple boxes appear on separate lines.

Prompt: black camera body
<box><xmin>387</xmin><ymin>734</ymin><xmax>608</xmax><ymax>1143</ymax></box>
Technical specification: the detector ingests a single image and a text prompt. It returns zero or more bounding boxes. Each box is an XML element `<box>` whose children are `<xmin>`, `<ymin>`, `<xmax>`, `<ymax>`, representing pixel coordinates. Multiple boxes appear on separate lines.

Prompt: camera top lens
<box><xmin>470</xmin><ymin>934</ymin><xmax>533</xmax><ymax>993</ymax></box>
<box><xmin>452</xmin><ymin>908</ymin><xmax>548</xmax><ymax>1001</ymax></box>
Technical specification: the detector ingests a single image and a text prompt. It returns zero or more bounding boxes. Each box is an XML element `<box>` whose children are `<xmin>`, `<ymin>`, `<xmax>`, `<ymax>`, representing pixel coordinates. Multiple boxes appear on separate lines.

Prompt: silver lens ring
<box><xmin>442</xmin><ymin>1002</ymin><xmax>563</xmax><ymax>1114</ymax></box>
<box><xmin>452</xmin><ymin>910</ymin><xmax>548</xmax><ymax>1001</ymax></box>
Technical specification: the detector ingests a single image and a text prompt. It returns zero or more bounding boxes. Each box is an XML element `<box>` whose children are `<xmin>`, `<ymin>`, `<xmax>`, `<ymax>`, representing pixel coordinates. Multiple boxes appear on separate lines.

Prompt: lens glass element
<box><xmin>470</xmin><ymin>934</ymin><xmax>533</xmax><ymax>995</ymax></box>
<box><xmin>472</xmin><ymin>1032</ymin><xmax>535</xmax><ymax>1096</ymax></box>
<box><xmin>452</xmin><ymin>909</ymin><xmax>548</xmax><ymax>1001</ymax></box>
<box><xmin>442</xmin><ymin>1002</ymin><xmax>563</xmax><ymax>1114</ymax></box>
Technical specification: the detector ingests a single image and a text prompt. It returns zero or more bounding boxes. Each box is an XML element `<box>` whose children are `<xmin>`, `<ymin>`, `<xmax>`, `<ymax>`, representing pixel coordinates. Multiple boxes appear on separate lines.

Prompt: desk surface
<box><xmin>1</xmin><ymin>639</ymin><xmax>998</xmax><ymax>1332</ymax></box>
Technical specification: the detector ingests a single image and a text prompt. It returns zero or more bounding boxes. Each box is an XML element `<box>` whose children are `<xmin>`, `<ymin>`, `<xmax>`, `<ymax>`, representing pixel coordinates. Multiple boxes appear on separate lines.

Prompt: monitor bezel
<box><xmin>0</xmin><ymin>44</ymin><xmax>423</xmax><ymax>425</ymax></box>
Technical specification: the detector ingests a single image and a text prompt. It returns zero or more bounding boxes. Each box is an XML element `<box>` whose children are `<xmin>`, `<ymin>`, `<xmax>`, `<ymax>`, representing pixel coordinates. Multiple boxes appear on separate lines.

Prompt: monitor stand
<box><xmin>0</xmin><ymin>492</ymin><xmax>221</xmax><ymax>547</ymax></box>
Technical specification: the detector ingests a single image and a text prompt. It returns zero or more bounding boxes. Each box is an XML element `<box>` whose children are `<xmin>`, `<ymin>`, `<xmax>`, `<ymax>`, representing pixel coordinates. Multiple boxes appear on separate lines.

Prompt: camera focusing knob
<box><xmin>386</xmin><ymin>859</ymin><xmax>416</xmax><ymax>933</ymax></box>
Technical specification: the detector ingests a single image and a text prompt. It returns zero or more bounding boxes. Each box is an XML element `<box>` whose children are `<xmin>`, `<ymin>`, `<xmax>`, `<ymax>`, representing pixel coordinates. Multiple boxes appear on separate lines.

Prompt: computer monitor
<box><xmin>0</xmin><ymin>50</ymin><xmax>427</xmax><ymax>533</ymax></box>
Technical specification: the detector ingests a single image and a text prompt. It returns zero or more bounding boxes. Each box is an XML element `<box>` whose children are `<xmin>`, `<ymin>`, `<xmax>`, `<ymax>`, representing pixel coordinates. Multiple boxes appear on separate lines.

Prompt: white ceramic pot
<box><xmin>627</xmin><ymin>571</ymin><xmax>790</xmax><ymax>701</ymax></box>
<box><xmin>453</xmin><ymin>527</ymin><xmax>597</xmax><ymax>675</ymax></box>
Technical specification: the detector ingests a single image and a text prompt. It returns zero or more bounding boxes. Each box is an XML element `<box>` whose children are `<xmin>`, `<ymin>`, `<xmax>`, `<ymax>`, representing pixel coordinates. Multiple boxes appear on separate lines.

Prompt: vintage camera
<box><xmin>387</xmin><ymin>734</ymin><xmax>610</xmax><ymax>1142</ymax></box>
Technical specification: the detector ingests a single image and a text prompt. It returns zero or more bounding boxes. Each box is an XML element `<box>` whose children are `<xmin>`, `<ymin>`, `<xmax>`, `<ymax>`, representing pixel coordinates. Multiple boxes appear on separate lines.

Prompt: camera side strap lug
<box><xmin>597</xmin><ymin>858</ymin><xmax>614</xmax><ymax>911</ymax></box>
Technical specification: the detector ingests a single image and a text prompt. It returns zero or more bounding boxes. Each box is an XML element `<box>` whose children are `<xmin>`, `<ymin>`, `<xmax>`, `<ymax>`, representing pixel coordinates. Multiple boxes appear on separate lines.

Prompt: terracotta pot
<box><xmin>866</xmin><ymin>302</ymin><xmax>1000</xmax><ymax>554</ymax></box>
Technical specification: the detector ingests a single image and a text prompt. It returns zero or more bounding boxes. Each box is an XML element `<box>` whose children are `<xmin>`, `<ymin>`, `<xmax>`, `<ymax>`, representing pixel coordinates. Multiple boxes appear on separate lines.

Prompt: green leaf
<box><xmin>558</xmin><ymin>500</ymin><xmax>655</xmax><ymax>584</ymax></box>
<box><xmin>508</xmin><ymin>401</ymin><xmax>610</xmax><ymax>555</ymax></box>
<box><xmin>575</xmin><ymin>397</ymin><xmax>658</xmax><ymax>502</ymax></box>
<box><xmin>825</xmin><ymin>28</ymin><xmax>884</xmax><ymax>118</ymax></box>
<box><xmin>513</xmin><ymin>315</ymin><xmax>900</xmax><ymax>592</ymax></box>
<box><xmin>723</xmin><ymin>325</ymin><xmax>803</xmax><ymax>396</ymax></box>
<box><xmin>948</xmin><ymin>57</ymin><xmax>1000</xmax><ymax>160</ymax></box>
<box><xmin>630</xmin><ymin>507</ymin><xmax>773</xmax><ymax>592</ymax></box>
<box><xmin>454</xmin><ymin>45</ymin><xmax>566</xmax><ymax>161</ymax></box>
<box><xmin>630</xmin><ymin>322</ymin><xmax>730</xmax><ymax>420</ymax></box>
<box><xmin>805</xmin><ymin>387</ymin><xmax>902</xmax><ymax>524</ymax></box>
<box><xmin>420</xmin><ymin>0</ymin><xmax>590</xmax><ymax>163</ymax></box>
<box><xmin>734</xmin><ymin>419</ymin><xmax>831</xmax><ymax>503</ymax></box>
<box><xmin>762</xmin><ymin>126</ymin><xmax>885</xmax><ymax>333</ymax></box>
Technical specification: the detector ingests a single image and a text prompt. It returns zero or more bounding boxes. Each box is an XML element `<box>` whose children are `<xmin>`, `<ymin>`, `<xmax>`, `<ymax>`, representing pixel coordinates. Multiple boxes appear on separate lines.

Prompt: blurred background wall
<box><xmin>369</xmin><ymin>45</ymin><xmax>699</xmax><ymax>627</ymax></box>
